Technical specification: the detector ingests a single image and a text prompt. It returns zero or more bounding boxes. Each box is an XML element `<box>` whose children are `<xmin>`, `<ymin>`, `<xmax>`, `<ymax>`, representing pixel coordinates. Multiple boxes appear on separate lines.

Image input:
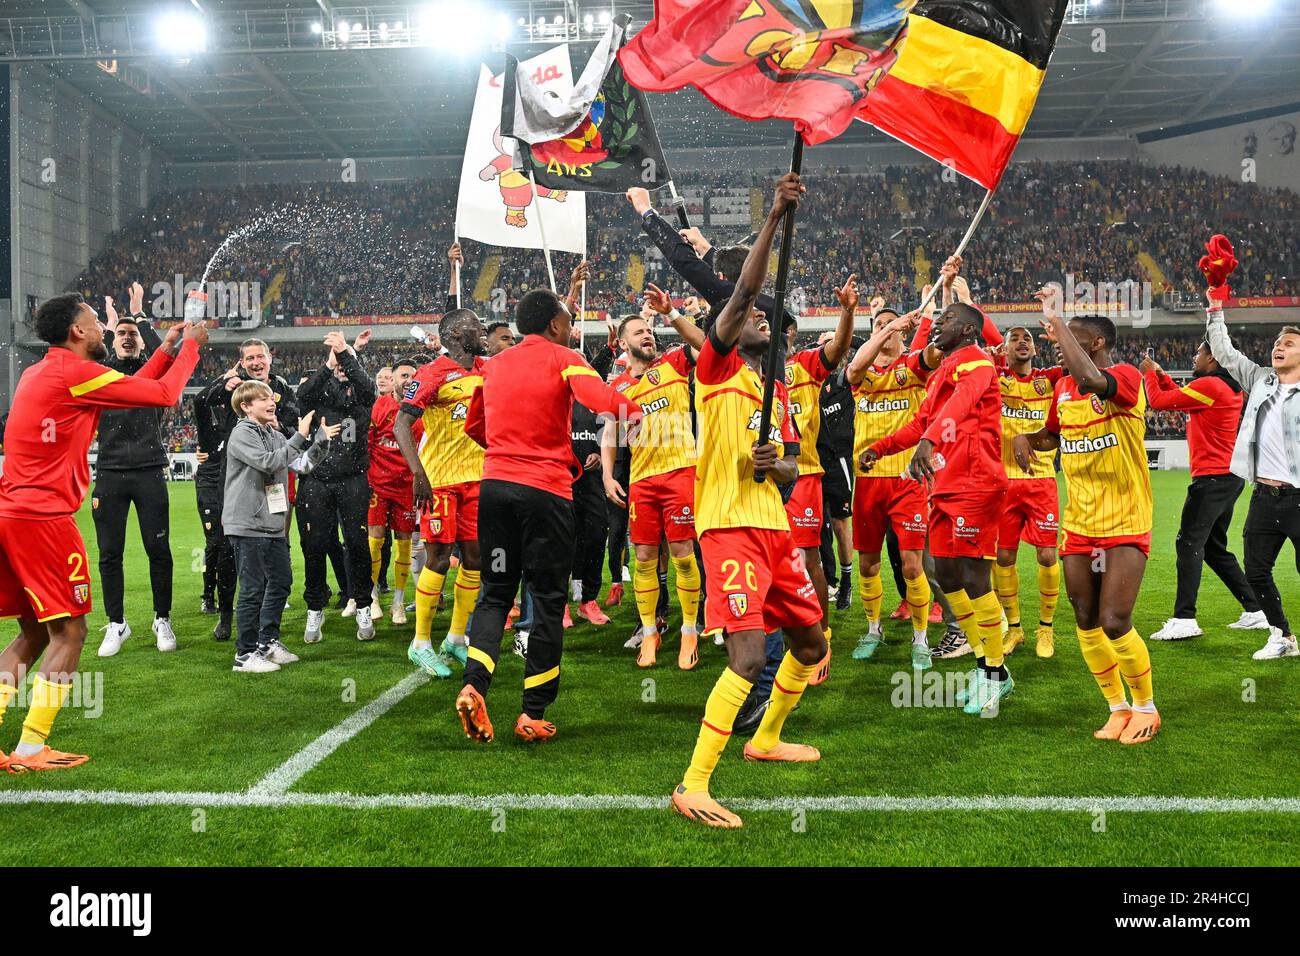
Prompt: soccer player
<box><xmin>0</xmin><ymin>294</ymin><xmax>203</xmax><ymax>772</ymax></box>
<box><xmin>601</xmin><ymin>311</ymin><xmax>702</xmax><ymax>669</ymax></box>
<box><xmin>394</xmin><ymin>309</ymin><xmax>488</xmax><ymax>678</ymax></box>
<box><xmin>367</xmin><ymin>358</ymin><xmax>421</xmax><ymax>625</ymax></box>
<box><xmin>863</xmin><ymin>302</ymin><xmax>1011</xmax><ymax>715</ymax></box>
<box><xmin>994</xmin><ymin>326</ymin><xmax>1064</xmax><ymax>659</ymax></box>
<box><xmin>781</xmin><ymin>275</ymin><xmax>856</xmax><ymax>685</ymax></box>
<box><xmin>1013</xmin><ymin>292</ymin><xmax>1159</xmax><ymax>743</ymax></box>
<box><xmin>455</xmin><ymin>288</ymin><xmax>641</xmax><ymax>743</ymax></box>
<box><xmin>484</xmin><ymin>321</ymin><xmax>516</xmax><ymax>356</ymax></box>
<box><xmin>845</xmin><ymin>309</ymin><xmax>940</xmax><ymax>669</ymax></box>
<box><xmin>672</xmin><ymin>172</ymin><xmax>827</xmax><ymax>830</ymax></box>
<box><xmin>1142</xmin><ymin>343</ymin><xmax>1264</xmax><ymax>641</ymax></box>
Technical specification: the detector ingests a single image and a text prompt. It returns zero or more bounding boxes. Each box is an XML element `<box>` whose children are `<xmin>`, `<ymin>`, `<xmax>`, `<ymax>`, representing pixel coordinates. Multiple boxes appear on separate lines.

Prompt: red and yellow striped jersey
<box><xmin>1046</xmin><ymin>364</ymin><xmax>1152</xmax><ymax>538</ymax></box>
<box><xmin>611</xmin><ymin>346</ymin><xmax>697</xmax><ymax>484</ymax></box>
<box><xmin>694</xmin><ymin>334</ymin><xmax>799</xmax><ymax>535</ymax></box>
<box><xmin>785</xmin><ymin>347</ymin><xmax>834</xmax><ymax>478</ymax></box>
<box><xmin>401</xmin><ymin>355</ymin><xmax>485</xmax><ymax>489</ymax></box>
<box><xmin>852</xmin><ymin>350</ymin><xmax>929</xmax><ymax>478</ymax></box>
<box><xmin>1000</xmin><ymin>365</ymin><xmax>1064</xmax><ymax>480</ymax></box>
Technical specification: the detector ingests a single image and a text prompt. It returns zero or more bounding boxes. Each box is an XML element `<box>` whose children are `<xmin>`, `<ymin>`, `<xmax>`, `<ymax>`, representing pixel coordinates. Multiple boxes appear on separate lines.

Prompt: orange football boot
<box><xmin>671</xmin><ymin>785</ymin><xmax>743</xmax><ymax>829</ymax></box>
<box><xmin>1119</xmin><ymin>709</ymin><xmax>1161</xmax><ymax>745</ymax></box>
<box><xmin>743</xmin><ymin>740</ymin><xmax>821</xmax><ymax>762</ymax></box>
<box><xmin>1094</xmin><ymin>709</ymin><xmax>1132</xmax><ymax>740</ymax></box>
<box><xmin>514</xmin><ymin>713</ymin><xmax>557</xmax><ymax>742</ymax></box>
<box><xmin>808</xmin><ymin>646</ymin><xmax>831</xmax><ymax>686</ymax></box>
<box><xmin>677</xmin><ymin>630</ymin><xmax>698</xmax><ymax>670</ymax></box>
<box><xmin>455</xmin><ymin>685</ymin><xmax>494</xmax><ymax>743</ymax></box>
<box><xmin>5</xmin><ymin>746</ymin><xmax>90</xmax><ymax>773</ymax></box>
<box><xmin>637</xmin><ymin>631</ymin><xmax>660</xmax><ymax>668</ymax></box>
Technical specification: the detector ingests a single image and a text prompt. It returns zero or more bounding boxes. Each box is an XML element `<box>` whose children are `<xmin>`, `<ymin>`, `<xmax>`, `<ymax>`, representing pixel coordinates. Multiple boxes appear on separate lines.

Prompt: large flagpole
<box><xmin>754</xmin><ymin>127</ymin><xmax>804</xmax><ymax>483</ymax></box>
<box><xmin>912</xmin><ymin>188</ymin><xmax>994</xmax><ymax>315</ymax></box>
<box><xmin>528</xmin><ymin>169</ymin><xmax>558</xmax><ymax>293</ymax></box>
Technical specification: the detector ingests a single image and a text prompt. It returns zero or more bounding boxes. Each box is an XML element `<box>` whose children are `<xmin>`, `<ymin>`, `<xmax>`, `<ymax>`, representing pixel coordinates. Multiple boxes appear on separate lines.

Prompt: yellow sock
<box><xmin>450</xmin><ymin>567</ymin><xmax>480</xmax><ymax>637</ymax></box>
<box><xmin>904</xmin><ymin>574</ymin><xmax>931</xmax><ymax>632</ymax></box>
<box><xmin>751</xmin><ymin>652</ymin><xmax>816</xmax><ymax>752</ymax></box>
<box><xmin>1076</xmin><ymin>626</ymin><xmax>1127</xmax><ymax>706</ymax></box>
<box><xmin>859</xmin><ymin>571</ymin><xmax>883</xmax><ymax>624</ymax></box>
<box><xmin>681</xmin><ymin>668</ymin><xmax>753</xmax><ymax>793</ymax></box>
<box><xmin>1111</xmin><ymin>628</ymin><xmax>1154</xmax><ymax>707</ymax></box>
<box><xmin>0</xmin><ymin>682</ymin><xmax>17</xmax><ymax>728</ymax></box>
<box><xmin>633</xmin><ymin>558</ymin><xmax>659</xmax><ymax>632</ymax></box>
<box><xmin>18</xmin><ymin>675</ymin><xmax>72</xmax><ymax>748</ymax></box>
<box><xmin>993</xmin><ymin>563</ymin><xmax>1021</xmax><ymax>626</ymax></box>
<box><xmin>368</xmin><ymin>535</ymin><xmax>383</xmax><ymax>586</ymax></box>
<box><xmin>414</xmin><ymin>567</ymin><xmax>445</xmax><ymax>644</ymax></box>
<box><xmin>1038</xmin><ymin>562</ymin><xmax>1060</xmax><ymax>625</ymax></box>
<box><xmin>394</xmin><ymin>538</ymin><xmax>412</xmax><ymax>593</ymax></box>
<box><xmin>671</xmin><ymin>554</ymin><xmax>701</xmax><ymax>631</ymax></box>
<box><xmin>971</xmin><ymin>590</ymin><xmax>1004</xmax><ymax>667</ymax></box>
<box><xmin>945</xmin><ymin>589</ymin><xmax>983</xmax><ymax>658</ymax></box>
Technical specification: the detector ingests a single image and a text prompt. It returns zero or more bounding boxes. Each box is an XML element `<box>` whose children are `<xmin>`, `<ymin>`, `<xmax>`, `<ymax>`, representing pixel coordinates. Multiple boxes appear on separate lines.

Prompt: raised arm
<box><xmin>69</xmin><ymin>333</ymin><xmax>202</xmax><ymax>410</ymax></box>
<box><xmin>644</xmin><ymin>282</ymin><xmax>705</xmax><ymax>355</ymax></box>
<box><xmin>1035</xmin><ymin>287</ymin><xmax>1109</xmax><ymax>396</ymax></box>
<box><xmin>846</xmin><ymin>311</ymin><xmax>916</xmax><ymax>386</ymax></box>
<box><xmin>712</xmin><ymin>173</ymin><xmax>804</xmax><ymax>350</ymax></box>
<box><xmin>1205</xmin><ymin>294</ymin><xmax>1264</xmax><ymax>392</ymax></box>
<box><xmin>821</xmin><ymin>273</ymin><xmax>858</xmax><ymax>368</ymax></box>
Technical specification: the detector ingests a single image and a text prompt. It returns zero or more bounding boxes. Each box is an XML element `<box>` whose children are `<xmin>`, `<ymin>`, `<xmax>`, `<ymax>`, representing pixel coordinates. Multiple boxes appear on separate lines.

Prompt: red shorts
<box><xmin>628</xmin><ymin>467</ymin><xmax>696</xmax><ymax>546</ymax></box>
<box><xmin>422</xmin><ymin>481</ymin><xmax>480</xmax><ymax>544</ymax></box>
<box><xmin>288</xmin><ymin>470</ymin><xmax>297</xmax><ymax>506</ymax></box>
<box><xmin>853</xmin><ymin>477</ymin><xmax>929</xmax><ymax>553</ymax></box>
<box><xmin>929</xmin><ymin>493</ymin><xmax>1002</xmax><ymax>560</ymax></box>
<box><xmin>700</xmin><ymin>527</ymin><xmax>823</xmax><ymax>637</ymax></box>
<box><xmin>368</xmin><ymin>487</ymin><xmax>417</xmax><ymax>535</ymax></box>
<box><xmin>1062</xmin><ymin>530</ymin><xmax>1151</xmax><ymax>558</ymax></box>
<box><xmin>784</xmin><ymin>474</ymin><xmax>823</xmax><ymax>549</ymax></box>
<box><xmin>998</xmin><ymin>478</ymin><xmax>1060</xmax><ymax>550</ymax></box>
<box><xmin>0</xmin><ymin>515</ymin><xmax>94</xmax><ymax>622</ymax></box>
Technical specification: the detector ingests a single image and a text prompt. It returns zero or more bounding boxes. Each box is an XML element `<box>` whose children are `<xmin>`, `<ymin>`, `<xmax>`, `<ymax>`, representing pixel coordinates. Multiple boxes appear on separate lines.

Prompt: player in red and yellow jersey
<box><xmin>781</xmin><ymin>275</ymin><xmax>856</xmax><ymax>685</ymax></box>
<box><xmin>0</xmin><ymin>293</ymin><xmax>204</xmax><ymax>772</ymax></box>
<box><xmin>367</xmin><ymin>358</ymin><xmax>422</xmax><ymax>626</ymax></box>
<box><xmin>394</xmin><ymin>310</ymin><xmax>487</xmax><ymax>679</ymax></box>
<box><xmin>844</xmin><ymin>308</ymin><xmax>941</xmax><ymax>668</ymax></box>
<box><xmin>1013</xmin><ymin>291</ymin><xmax>1158</xmax><ymax>745</ymax></box>
<box><xmin>995</xmin><ymin>327</ymin><xmax>1064</xmax><ymax>659</ymax></box>
<box><xmin>601</xmin><ymin>311</ymin><xmax>702</xmax><ymax>670</ymax></box>
<box><xmin>671</xmin><ymin>173</ymin><xmax>827</xmax><ymax>830</ymax></box>
<box><xmin>865</xmin><ymin>301</ymin><xmax>1012</xmax><ymax>716</ymax></box>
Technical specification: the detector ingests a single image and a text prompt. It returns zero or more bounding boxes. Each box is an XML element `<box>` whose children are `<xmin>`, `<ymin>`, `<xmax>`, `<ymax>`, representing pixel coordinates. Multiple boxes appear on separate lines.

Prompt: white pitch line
<box><xmin>247</xmin><ymin>670</ymin><xmax>430</xmax><ymax>796</ymax></box>
<box><xmin>2</xmin><ymin>789</ymin><xmax>1299</xmax><ymax>814</ymax></box>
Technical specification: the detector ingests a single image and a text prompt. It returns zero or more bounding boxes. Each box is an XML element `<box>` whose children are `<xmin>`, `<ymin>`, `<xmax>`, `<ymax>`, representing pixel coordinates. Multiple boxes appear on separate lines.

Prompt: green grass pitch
<box><xmin>0</xmin><ymin>470</ymin><xmax>1297</xmax><ymax>866</ymax></box>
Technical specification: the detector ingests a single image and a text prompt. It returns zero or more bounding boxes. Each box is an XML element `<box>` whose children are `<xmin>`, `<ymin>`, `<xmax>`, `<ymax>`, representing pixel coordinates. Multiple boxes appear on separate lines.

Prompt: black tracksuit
<box><xmin>92</xmin><ymin>320</ymin><xmax>173</xmax><ymax>623</ymax></box>
<box><xmin>293</xmin><ymin>348</ymin><xmax>376</xmax><ymax>610</ymax></box>
<box><xmin>818</xmin><ymin>368</ymin><xmax>855</xmax><ymax>590</ymax></box>
<box><xmin>571</xmin><ymin>402</ymin><xmax>609</xmax><ymax>604</ymax></box>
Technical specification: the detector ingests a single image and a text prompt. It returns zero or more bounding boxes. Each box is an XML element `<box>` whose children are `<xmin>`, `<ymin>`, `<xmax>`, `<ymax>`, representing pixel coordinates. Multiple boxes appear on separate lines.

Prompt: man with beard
<box><xmin>395</xmin><ymin>309</ymin><xmax>489</xmax><ymax>676</ymax></box>
<box><xmin>295</xmin><ymin>331</ymin><xmax>377</xmax><ymax>643</ymax></box>
<box><xmin>0</xmin><ymin>294</ymin><xmax>204</xmax><ymax>772</ymax></box>
<box><xmin>92</xmin><ymin>282</ymin><xmax>178</xmax><ymax>657</ymax></box>
<box><xmin>863</xmin><ymin>302</ymin><xmax>1012</xmax><ymax>716</ymax></box>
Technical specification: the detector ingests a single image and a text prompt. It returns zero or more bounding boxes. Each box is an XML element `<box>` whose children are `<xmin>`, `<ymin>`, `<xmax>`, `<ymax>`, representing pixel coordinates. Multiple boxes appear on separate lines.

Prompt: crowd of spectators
<box><xmin>72</xmin><ymin>160</ymin><xmax>1298</xmax><ymax>330</ymax></box>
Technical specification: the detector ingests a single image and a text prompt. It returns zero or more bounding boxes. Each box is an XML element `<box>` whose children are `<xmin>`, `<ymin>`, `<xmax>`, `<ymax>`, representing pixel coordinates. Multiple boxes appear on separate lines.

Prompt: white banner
<box><xmin>456</xmin><ymin>48</ymin><xmax>587</xmax><ymax>255</ymax></box>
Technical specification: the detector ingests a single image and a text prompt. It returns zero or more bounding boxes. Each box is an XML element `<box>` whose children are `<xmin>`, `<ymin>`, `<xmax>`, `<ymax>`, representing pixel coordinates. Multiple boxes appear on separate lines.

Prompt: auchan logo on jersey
<box><xmin>1061</xmin><ymin>432</ymin><xmax>1119</xmax><ymax>455</ymax></box>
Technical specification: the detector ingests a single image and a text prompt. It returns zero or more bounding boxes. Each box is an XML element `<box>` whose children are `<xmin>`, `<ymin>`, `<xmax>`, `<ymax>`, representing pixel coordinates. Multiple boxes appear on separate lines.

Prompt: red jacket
<box><xmin>465</xmin><ymin>335</ymin><xmax>642</xmax><ymax>499</ymax></box>
<box><xmin>871</xmin><ymin>343</ymin><xmax>1008</xmax><ymax>498</ymax></box>
<box><xmin>1144</xmin><ymin>369</ymin><xmax>1242</xmax><ymax>477</ymax></box>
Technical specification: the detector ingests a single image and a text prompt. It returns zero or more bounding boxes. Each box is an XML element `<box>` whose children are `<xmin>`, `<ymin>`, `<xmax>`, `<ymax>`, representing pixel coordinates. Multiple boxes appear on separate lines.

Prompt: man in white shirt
<box><xmin>1206</xmin><ymin>299</ymin><xmax>1300</xmax><ymax>660</ymax></box>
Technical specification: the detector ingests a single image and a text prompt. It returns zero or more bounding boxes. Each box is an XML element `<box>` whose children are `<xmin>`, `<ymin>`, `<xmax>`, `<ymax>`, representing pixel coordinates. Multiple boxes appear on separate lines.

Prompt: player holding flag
<box><xmin>0</xmin><ymin>294</ymin><xmax>204</xmax><ymax>771</ymax></box>
<box><xmin>1013</xmin><ymin>290</ymin><xmax>1159</xmax><ymax>744</ymax></box>
<box><xmin>672</xmin><ymin>173</ymin><xmax>827</xmax><ymax>830</ymax></box>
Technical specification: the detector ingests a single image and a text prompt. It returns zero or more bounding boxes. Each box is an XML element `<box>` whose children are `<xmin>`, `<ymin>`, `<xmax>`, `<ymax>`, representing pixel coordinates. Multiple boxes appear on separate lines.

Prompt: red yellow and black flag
<box><xmin>618</xmin><ymin>0</ymin><xmax>915</xmax><ymax>146</ymax></box>
<box><xmin>857</xmin><ymin>0</ymin><xmax>1069</xmax><ymax>189</ymax></box>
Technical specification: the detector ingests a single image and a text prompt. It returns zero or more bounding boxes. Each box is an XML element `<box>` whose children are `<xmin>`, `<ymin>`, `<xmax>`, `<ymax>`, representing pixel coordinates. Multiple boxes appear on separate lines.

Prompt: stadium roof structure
<box><xmin>1</xmin><ymin>0</ymin><xmax>1298</xmax><ymax>163</ymax></box>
